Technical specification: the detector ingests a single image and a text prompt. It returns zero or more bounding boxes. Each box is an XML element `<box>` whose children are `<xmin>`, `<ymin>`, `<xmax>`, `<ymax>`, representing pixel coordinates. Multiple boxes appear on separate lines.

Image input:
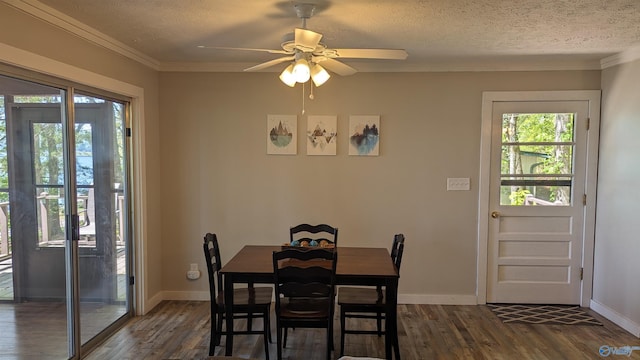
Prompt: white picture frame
<box><xmin>349</xmin><ymin>115</ymin><xmax>380</xmax><ymax>156</ymax></box>
<box><xmin>307</xmin><ymin>115</ymin><xmax>337</xmax><ymax>155</ymax></box>
<box><xmin>267</xmin><ymin>114</ymin><xmax>297</xmax><ymax>155</ymax></box>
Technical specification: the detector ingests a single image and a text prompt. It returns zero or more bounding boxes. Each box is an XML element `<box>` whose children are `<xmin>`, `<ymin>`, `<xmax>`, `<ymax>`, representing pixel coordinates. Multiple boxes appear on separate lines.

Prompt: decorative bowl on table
<box><xmin>281</xmin><ymin>239</ymin><xmax>335</xmax><ymax>251</ymax></box>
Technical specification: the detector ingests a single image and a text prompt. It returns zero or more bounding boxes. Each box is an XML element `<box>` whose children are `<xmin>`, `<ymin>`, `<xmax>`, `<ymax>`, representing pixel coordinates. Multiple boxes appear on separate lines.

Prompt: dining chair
<box><xmin>337</xmin><ymin>233</ymin><xmax>405</xmax><ymax>358</ymax></box>
<box><xmin>284</xmin><ymin>225</ymin><xmax>337</xmax><ymax>343</ymax></box>
<box><xmin>272</xmin><ymin>247</ymin><xmax>338</xmax><ymax>360</ymax></box>
<box><xmin>289</xmin><ymin>223</ymin><xmax>338</xmax><ymax>247</ymax></box>
<box><xmin>203</xmin><ymin>233</ymin><xmax>273</xmax><ymax>359</ymax></box>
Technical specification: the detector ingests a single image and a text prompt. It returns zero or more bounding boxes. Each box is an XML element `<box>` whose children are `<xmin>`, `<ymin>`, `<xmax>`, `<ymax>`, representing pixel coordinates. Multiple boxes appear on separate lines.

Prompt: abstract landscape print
<box><xmin>349</xmin><ymin>115</ymin><xmax>380</xmax><ymax>156</ymax></box>
<box><xmin>306</xmin><ymin>115</ymin><xmax>337</xmax><ymax>155</ymax></box>
<box><xmin>267</xmin><ymin>114</ymin><xmax>297</xmax><ymax>155</ymax></box>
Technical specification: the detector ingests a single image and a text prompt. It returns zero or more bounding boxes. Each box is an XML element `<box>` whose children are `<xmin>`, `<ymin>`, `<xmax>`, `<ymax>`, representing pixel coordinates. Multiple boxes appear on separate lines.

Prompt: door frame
<box><xmin>477</xmin><ymin>90</ymin><xmax>601</xmax><ymax>307</ymax></box>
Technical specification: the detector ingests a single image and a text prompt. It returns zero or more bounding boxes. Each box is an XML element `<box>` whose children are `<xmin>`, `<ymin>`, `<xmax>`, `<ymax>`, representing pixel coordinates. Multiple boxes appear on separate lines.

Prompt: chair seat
<box><xmin>279</xmin><ymin>297</ymin><xmax>331</xmax><ymax>318</ymax></box>
<box><xmin>216</xmin><ymin>287</ymin><xmax>273</xmax><ymax>308</ymax></box>
<box><xmin>338</xmin><ymin>287</ymin><xmax>385</xmax><ymax>307</ymax></box>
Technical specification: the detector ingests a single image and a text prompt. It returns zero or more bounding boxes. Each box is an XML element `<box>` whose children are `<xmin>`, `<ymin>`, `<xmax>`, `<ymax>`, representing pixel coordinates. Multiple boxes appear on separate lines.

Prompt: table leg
<box><xmin>224</xmin><ymin>274</ymin><xmax>234</xmax><ymax>356</ymax></box>
<box><xmin>385</xmin><ymin>278</ymin><xmax>400</xmax><ymax>360</ymax></box>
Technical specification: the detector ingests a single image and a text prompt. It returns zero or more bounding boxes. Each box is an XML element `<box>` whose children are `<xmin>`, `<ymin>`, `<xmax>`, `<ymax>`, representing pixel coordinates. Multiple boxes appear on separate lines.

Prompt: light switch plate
<box><xmin>447</xmin><ymin>177</ymin><xmax>470</xmax><ymax>191</ymax></box>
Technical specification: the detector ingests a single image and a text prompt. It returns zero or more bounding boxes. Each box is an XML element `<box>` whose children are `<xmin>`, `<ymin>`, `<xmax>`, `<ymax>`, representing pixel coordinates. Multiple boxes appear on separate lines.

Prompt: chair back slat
<box><xmin>289</xmin><ymin>223</ymin><xmax>339</xmax><ymax>246</ymax></box>
<box><xmin>280</xmin><ymin>282</ymin><xmax>333</xmax><ymax>298</ymax></box>
<box><xmin>273</xmin><ymin>248</ymin><xmax>337</xmax><ymax>304</ymax></box>
<box><xmin>391</xmin><ymin>233</ymin><xmax>405</xmax><ymax>271</ymax></box>
<box><xmin>277</xmin><ymin>265</ymin><xmax>334</xmax><ymax>281</ymax></box>
<box><xmin>203</xmin><ymin>233</ymin><xmax>224</xmax><ymax>304</ymax></box>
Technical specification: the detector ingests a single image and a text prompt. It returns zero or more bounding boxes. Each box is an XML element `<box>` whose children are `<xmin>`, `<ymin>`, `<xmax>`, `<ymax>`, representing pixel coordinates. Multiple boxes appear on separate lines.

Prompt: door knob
<box><xmin>491</xmin><ymin>211</ymin><xmax>500</xmax><ymax>218</ymax></box>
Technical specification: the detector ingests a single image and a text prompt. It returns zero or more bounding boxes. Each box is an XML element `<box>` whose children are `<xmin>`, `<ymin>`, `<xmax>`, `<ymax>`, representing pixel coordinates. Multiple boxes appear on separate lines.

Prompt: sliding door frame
<box><xmin>1</xmin><ymin>42</ymin><xmax>148</xmax><ymax>357</ymax></box>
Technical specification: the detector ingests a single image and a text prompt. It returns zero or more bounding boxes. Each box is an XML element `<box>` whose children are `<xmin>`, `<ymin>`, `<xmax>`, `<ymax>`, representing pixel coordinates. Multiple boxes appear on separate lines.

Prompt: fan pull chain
<box><xmin>301</xmin><ymin>82</ymin><xmax>305</xmax><ymax>115</ymax></box>
<box><xmin>309</xmin><ymin>81</ymin><xmax>315</xmax><ymax>100</ymax></box>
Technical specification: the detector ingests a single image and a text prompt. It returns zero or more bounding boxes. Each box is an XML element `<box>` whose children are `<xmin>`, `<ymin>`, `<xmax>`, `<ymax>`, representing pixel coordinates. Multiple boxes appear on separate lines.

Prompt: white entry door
<box><xmin>484</xmin><ymin>93</ymin><xmax>599</xmax><ymax>304</ymax></box>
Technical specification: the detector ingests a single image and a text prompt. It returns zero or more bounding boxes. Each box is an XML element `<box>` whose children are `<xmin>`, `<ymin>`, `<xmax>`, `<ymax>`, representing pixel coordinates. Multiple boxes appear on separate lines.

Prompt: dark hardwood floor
<box><xmin>82</xmin><ymin>300</ymin><xmax>640</xmax><ymax>360</ymax></box>
<box><xmin>0</xmin><ymin>301</ymin><xmax>128</xmax><ymax>359</ymax></box>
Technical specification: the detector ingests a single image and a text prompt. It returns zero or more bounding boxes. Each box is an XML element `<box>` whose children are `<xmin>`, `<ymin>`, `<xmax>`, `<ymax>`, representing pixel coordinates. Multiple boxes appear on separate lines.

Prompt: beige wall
<box><xmin>594</xmin><ymin>59</ymin><xmax>640</xmax><ymax>336</ymax></box>
<box><xmin>159</xmin><ymin>70</ymin><xmax>600</xmax><ymax>301</ymax></box>
<box><xmin>0</xmin><ymin>3</ymin><xmax>164</xmax><ymax>308</ymax></box>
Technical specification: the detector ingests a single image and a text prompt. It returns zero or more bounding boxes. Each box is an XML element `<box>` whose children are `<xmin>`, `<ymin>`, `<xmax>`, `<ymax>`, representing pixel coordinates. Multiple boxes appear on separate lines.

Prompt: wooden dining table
<box><xmin>220</xmin><ymin>245</ymin><xmax>400</xmax><ymax>360</ymax></box>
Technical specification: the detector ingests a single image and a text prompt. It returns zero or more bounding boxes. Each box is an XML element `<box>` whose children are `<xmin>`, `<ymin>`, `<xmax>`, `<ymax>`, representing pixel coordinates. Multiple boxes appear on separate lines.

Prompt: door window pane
<box><xmin>500</xmin><ymin>113</ymin><xmax>575</xmax><ymax>206</ymax></box>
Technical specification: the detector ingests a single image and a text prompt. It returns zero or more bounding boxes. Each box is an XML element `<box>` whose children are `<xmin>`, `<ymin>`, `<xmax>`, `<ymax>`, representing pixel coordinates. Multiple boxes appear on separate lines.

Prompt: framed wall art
<box><xmin>349</xmin><ymin>115</ymin><xmax>380</xmax><ymax>156</ymax></box>
<box><xmin>307</xmin><ymin>115</ymin><xmax>337</xmax><ymax>155</ymax></box>
<box><xmin>267</xmin><ymin>114</ymin><xmax>297</xmax><ymax>155</ymax></box>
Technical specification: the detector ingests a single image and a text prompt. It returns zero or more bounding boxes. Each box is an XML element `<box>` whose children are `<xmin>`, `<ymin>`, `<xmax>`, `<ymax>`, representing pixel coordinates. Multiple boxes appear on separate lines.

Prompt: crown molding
<box><xmin>5</xmin><ymin>0</ymin><xmax>160</xmax><ymax>70</ymax></box>
<box><xmin>159</xmin><ymin>62</ymin><xmax>255</xmax><ymax>72</ymax></box>
<box><xmin>601</xmin><ymin>43</ymin><xmax>640</xmax><ymax>69</ymax></box>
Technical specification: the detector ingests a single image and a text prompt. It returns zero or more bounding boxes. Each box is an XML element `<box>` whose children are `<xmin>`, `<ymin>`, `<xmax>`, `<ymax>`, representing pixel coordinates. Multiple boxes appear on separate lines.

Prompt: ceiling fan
<box><xmin>199</xmin><ymin>2</ymin><xmax>408</xmax><ymax>87</ymax></box>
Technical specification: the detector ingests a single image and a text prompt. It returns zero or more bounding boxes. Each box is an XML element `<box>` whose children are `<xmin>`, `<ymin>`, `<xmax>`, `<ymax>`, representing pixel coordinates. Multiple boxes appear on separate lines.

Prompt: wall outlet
<box><xmin>447</xmin><ymin>177</ymin><xmax>470</xmax><ymax>191</ymax></box>
<box><xmin>187</xmin><ymin>270</ymin><xmax>200</xmax><ymax>280</ymax></box>
<box><xmin>187</xmin><ymin>263</ymin><xmax>200</xmax><ymax>280</ymax></box>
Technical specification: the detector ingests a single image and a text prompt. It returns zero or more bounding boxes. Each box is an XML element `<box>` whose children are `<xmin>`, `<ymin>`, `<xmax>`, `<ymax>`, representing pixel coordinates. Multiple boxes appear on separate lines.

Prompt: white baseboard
<box><xmin>142</xmin><ymin>291</ymin><xmax>165</xmax><ymax>315</ymax></box>
<box><xmin>590</xmin><ymin>299</ymin><xmax>640</xmax><ymax>338</ymax></box>
<box><xmin>149</xmin><ymin>291</ymin><xmax>478</xmax><ymax>307</ymax></box>
<box><xmin>398</xmin><ymin>294</ymin><xmax>477</xmax><ymax>305</ymax></box>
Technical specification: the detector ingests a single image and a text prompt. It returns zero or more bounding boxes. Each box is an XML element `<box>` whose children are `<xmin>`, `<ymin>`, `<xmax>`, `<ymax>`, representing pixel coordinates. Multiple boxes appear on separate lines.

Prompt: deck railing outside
<box><xmin>0</xmin><ymin>191</ymin><xmax>125</xmax><ymax>256</ymax></box>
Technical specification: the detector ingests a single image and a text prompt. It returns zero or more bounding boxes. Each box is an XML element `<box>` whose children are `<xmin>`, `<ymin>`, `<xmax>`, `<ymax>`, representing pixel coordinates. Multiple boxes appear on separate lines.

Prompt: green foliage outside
<box><xmin>509</xmin><ymin>188</ymin><xmax>531</xmax><ymax>205</ymax></box>
<box><xmin>501</xmin><ymin>113</ymin><xmax>574</xmax><ymax>205</ymax></box>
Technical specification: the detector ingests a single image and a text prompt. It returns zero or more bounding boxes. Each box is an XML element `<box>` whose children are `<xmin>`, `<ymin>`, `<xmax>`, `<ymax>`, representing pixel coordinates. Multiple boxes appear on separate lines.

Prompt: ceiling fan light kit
<box><xmin>292</xmin><ymin>57</ymin><xmax>311</xmax><ymax>83</ymax></box>
<box><xmin>202</xmin><ymin>2</ymin><xmax>407</xmax><ymax>99</ymax></box>
<box><xmin>310</xmin><ymin>64</ymin><xmax>330</xmax><ymax>87</ymax></box>
<box><xmin>279</xmin><ymin>64</ymin><xmax>297</xmax><ymax>87</ymax></box>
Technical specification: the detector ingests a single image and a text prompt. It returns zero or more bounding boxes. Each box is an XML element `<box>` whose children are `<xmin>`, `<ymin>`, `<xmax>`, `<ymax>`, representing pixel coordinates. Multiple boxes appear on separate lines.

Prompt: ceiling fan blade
<box><xmin>317</xmin><ymin>58</ymin><xmax>357</xmax><ymax>76</ymax></box>
<box><xmin>198</xmin><ymin>45</ymin><xmax>290</xmax><ymax>55</ymax></box>
<box><xmin>243</xmin><ymin>56</ymin><xmax>295</xmax><ymax>72</ymax></box>
<box><xmin>294</xmin><ymin>28</ymin><xmax>323</xmax><ymax>52</ymax></box>
<box><xmin>331</xmin><ymin>48</ymin><xmax>408</xmax><ymax>60</ymax></box>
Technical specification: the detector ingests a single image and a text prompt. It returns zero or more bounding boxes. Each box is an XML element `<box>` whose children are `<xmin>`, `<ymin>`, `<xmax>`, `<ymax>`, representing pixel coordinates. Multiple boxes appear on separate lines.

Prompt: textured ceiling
<box><xmin>29</xmin><ymin>0</ymin><xmax>640</xmax><ymax>71</ymax></box>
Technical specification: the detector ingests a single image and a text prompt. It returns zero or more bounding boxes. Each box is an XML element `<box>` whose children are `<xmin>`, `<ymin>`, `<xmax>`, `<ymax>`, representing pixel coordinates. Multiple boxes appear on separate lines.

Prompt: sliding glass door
<box><xmin>0</xmin><ymin>73</ymin><xmax>131</xmax><ymax>358</ymax></box>
<box><xmin>74</xmin><ymin>94</ymin><xmax>129</xmax><ymax>348</ymax></box>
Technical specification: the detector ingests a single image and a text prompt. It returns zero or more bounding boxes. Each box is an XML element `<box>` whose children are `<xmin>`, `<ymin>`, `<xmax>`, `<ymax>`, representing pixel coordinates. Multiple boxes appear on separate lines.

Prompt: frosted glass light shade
<box><xmin>292</xmin><ymin>58</ymin><xmax>310</xmax><ymax>83</ymax></box>
<box><xmin>310</xmin><ymin>64</ymin><xmax>330</xmax><ymax>87</ymax></box>
<box><xmin>279</xmin><ymin>64</ymin><xmax>296</xmax><ymax>87</ymax></box>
